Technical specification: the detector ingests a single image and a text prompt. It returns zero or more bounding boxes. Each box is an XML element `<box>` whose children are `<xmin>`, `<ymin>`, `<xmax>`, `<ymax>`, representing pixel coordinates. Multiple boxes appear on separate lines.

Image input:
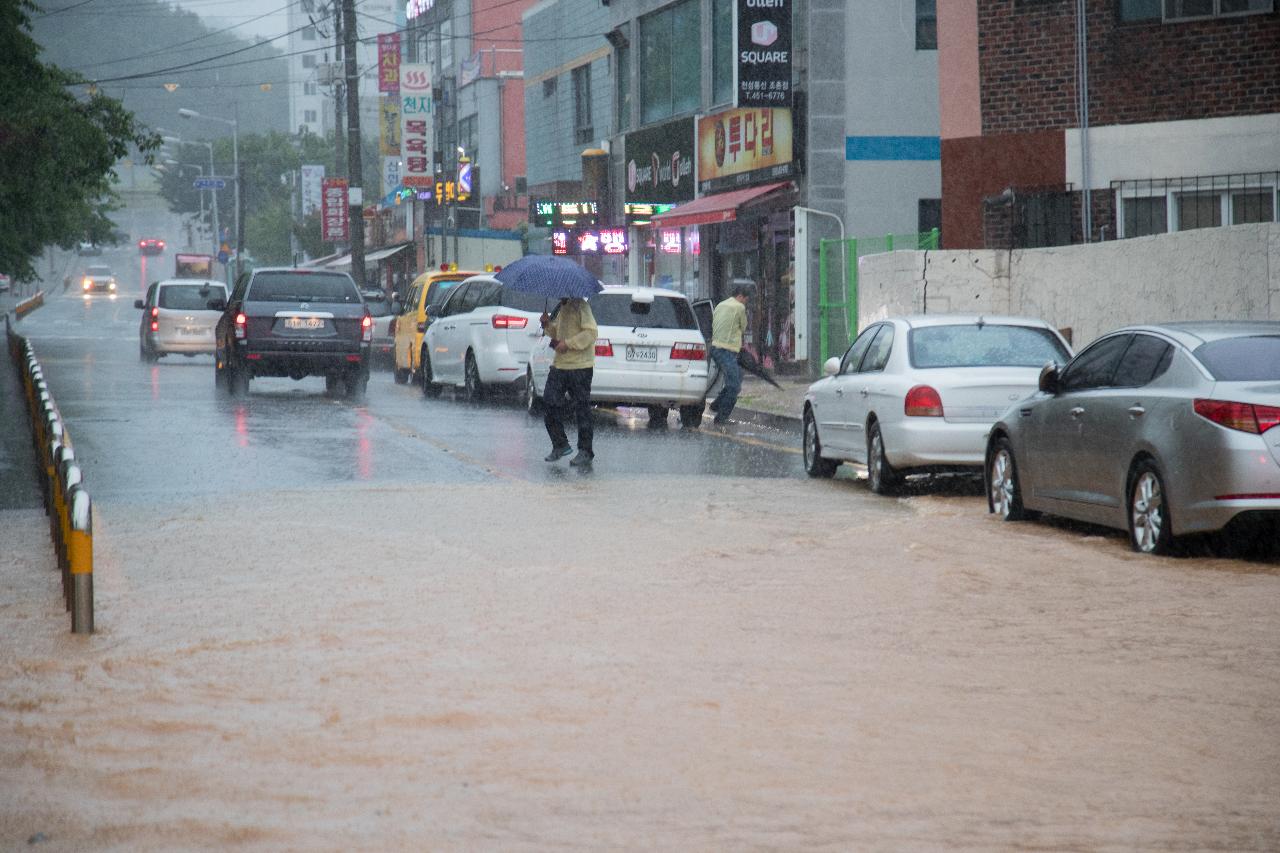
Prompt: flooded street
<box><xmin>3</xmin><ymin>293</ymin><xmax>1279</xmax><ymax>850</ymax></box>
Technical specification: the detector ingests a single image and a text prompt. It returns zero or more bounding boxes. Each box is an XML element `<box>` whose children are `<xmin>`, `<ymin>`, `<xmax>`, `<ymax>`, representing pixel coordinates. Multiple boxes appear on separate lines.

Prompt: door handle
<box><xmin>1069</xmin><ymin>406</ymin><xmax>1085</xmax><ymax>418</ymax></box>
<box><xmin>1128</xmin><ymin>405</ymin><xmax>1146</xmax><ymax>417</ymax></box>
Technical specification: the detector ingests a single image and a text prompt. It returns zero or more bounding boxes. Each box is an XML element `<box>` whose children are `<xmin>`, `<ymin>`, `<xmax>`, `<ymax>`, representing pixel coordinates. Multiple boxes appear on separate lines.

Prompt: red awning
<box><xmin>650</xmin><ymin>181</ymin><xmax>792</xmax><ymax>229</ymax></box>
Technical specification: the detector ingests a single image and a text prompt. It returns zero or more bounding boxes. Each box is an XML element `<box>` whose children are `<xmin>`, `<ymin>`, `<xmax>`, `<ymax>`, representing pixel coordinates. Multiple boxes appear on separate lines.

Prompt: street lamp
<box><xmin>161</xmin><ymin>134</ymin><xmax>219</xmax><ymax>257</ymax></box>
<box><xmin>179</xmin><ymin>107</ymin><xmax>240</xmax><ymax>277</ymax></box>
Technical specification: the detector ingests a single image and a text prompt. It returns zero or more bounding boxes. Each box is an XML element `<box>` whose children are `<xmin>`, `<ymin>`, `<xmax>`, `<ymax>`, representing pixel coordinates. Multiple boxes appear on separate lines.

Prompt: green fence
<box><xmin>818</xmin><ymin>229</ymin><xmax>939</xmax><ymax>364</ymax></box>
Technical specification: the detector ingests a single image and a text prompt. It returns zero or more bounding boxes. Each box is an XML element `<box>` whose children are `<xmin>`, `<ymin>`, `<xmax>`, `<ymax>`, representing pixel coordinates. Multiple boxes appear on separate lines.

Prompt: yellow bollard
<box><xmin>57</xmin><ymin>459</ymin><xmax>81</xmax><ymax>610</ymax></box>
<box><xmin>66</xmin><ymin>487</ymin><xmax>94</xmax><ymax>634</ymax></box>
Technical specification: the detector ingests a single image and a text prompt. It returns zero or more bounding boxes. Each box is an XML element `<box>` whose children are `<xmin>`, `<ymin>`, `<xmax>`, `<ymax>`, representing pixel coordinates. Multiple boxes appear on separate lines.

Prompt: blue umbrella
<box><xmin>493</xmin><ymin>255</ymin><xmax>603</xmax><ymax>299</ymax></box>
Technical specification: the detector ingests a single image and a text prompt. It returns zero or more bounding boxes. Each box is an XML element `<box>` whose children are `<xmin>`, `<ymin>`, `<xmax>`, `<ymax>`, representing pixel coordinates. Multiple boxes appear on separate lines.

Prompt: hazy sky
<box><xmin>173</xmin><ymin>0</ymin><xmax>291</xmax><ymax>43</ymax></box>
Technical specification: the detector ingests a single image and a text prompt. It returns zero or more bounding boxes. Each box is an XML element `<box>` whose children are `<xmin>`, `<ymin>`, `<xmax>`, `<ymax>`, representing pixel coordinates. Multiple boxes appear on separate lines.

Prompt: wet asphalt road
<box><xmin>15</xmin><ymin>288</ymin><xmax>802</xmax><ymax>502</ymax></box>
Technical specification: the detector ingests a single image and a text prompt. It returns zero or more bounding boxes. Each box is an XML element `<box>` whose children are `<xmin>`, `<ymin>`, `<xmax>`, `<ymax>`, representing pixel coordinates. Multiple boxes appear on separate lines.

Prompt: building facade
<box><xmin>940</xmin><ymin>0</ymin><xmax>1280</xmax><ymax>249</ymax></box>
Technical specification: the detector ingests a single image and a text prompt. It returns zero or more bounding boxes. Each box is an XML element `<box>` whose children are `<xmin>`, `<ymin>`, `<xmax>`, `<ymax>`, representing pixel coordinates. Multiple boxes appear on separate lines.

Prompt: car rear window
<box><xmin>501</xmin><ymin>287</ymin><xmax>552</xmax><ymax>313</ymax></box>
<box><xmin>909</xmin><ymin>324</ymin><xmax>1069</xmax><ymax>369</ymax></box>
<box><xmin>361</xmin><ymin>291</ymin><xmax>391</xmax><ymax>316</ymax></box>
<box><xmin>1193</xmin><ymin>335</ymin><xmax>1280</xmax><ymax>381</ymax></box>
<box><xmin>159</xmin><ymin>283</ymin><xmax>225</xmax><ymax>310</ymax></box>
<box><xmin>587</xmin><ymin>293</ymin><xmax>698</xmax><ymax>330</ymax></box>
<box><xmin>246</xmin><ymin>272</ymin><xmax>360</xmax><ymax>304</ymax></box>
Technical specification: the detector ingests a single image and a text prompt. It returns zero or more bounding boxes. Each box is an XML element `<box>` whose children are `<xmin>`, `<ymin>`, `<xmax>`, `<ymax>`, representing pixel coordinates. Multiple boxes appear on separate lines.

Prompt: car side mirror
<box><xmin>134</xmin><ymin>299</ymin><xmax>145</xmax><ymax>309</ymax></box>
<box><xmin>1038</xmin><ymin>362</ymin><xmax>1060</xmax><ymax>395</ymax></box>
<box><xmin>823</xmin><ymin>356</ymin><xmax>840</xmax><ymax>377</ymax></box>
<box><xmin>207</xmin><ymin>297</ymin><xmax>227</xmax><ymax>311</ymax></box>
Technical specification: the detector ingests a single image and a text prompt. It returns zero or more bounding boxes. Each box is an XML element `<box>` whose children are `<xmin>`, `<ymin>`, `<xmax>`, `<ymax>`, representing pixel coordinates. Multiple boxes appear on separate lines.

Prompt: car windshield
<box><xmin>86</xmin><ymin>266</ymin><xmax>112</xmax><ymax>277</ymax></box>
<box><xmin>909</xmin><ymin>324</ymin><xmax>1069</xmax><ymax>368</ymax></box>
<box><xmin>159</xmin><ymin>283</ymin><xmax>225</xmax><ymax>310</ymax></box>
<box><xmin>587</xmin><ymin>293</ymin><xmax>698</xmax><ymax>330</ymax></box>
<box><xmin>246</xmin><ymin>272</ymin><xmax>360</xmax><ymax>304</ymax></box>
<box><xmin>1193</xmin><ymin>335</ymin><xmax>1280</xmax><ymax>381</ymax></box>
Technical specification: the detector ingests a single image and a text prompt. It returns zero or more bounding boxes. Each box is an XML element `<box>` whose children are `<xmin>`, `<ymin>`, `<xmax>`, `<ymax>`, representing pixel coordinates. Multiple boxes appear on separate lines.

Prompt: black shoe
<box><xmin>708</xmin><ymin>400</ymin><xmax>719</xmax><ymax>413</ymax></box>
<box><xmin>569</xmin><ymin>450</ymin><xmax>594</xmax><ymax>466</ymax></box>
<box><xmin>544</xmin><ymin>446</ymin><xmax>572</xmax><ymax>462</ymax></box>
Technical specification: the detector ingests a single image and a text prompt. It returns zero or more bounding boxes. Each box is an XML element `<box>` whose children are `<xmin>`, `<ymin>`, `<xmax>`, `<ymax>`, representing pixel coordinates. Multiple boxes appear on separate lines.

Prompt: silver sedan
<box><xmin>986</xmin><ymin>322</ymin><xmax>1280</xmax><ymax>555</ymax></box>
<box><xmin>803</xmin><ymin>315</ymin><xmax>1072</xmax><ymax>493</ymax></box>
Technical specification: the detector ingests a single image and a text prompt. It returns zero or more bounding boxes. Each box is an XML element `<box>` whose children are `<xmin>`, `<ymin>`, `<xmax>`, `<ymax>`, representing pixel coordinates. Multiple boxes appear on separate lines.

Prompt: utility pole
<box><xmin>341</xmin><ymin>0</ymin><xmax>366</xmax><ymax>287</ymax></box>
<box><xmin>332</xmin><ymin>0</ymin><xmax>346</xmax><ymax>178</ymax></box>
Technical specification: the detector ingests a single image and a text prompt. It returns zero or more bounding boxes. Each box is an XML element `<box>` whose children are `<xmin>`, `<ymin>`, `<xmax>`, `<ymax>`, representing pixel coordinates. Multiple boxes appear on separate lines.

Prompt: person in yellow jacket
<box><xmin>708</xmin><ymin>279</ymin><xmax>754</xmax><ymax>425</ymax></box>
<box><xmin>539</xmin><ymin>296</ymin><xmax>599</xmax><ymax>466</ymax></box>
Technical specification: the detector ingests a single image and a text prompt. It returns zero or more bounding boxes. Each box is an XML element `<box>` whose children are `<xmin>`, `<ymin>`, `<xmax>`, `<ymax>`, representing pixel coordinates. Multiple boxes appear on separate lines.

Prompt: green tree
<box><xmin>0</xmin><ymin>0</ymin><xmax>159</xmax><ymax>280</ymax></box>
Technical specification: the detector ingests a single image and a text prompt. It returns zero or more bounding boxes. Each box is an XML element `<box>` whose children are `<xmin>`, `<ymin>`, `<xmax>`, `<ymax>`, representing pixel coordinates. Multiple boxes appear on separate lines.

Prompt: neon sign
<box><xmin>405</xmin><ymin>0</ymin><xmax>435</xmax><ymax>21</ymax></box>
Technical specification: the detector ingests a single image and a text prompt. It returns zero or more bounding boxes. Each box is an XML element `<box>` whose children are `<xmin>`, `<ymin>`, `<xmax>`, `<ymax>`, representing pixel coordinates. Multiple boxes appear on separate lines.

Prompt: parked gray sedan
<box><xmin>986</xmin><ymin>322</ymin><xmax>1280</xmax><ymax>554</ymax></box>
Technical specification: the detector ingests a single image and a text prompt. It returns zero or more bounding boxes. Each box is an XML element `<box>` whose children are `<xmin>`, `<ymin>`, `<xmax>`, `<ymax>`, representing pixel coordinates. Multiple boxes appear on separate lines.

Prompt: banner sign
<box><xmin>301</xmin><ymin>164</ymin><xmax>325</xmax><ymax>216</ymax></box>
<box><xmin>321</xmin><ymin>177</ymin><xmax>349</xmax><ymax>242</ymax></box>
<box><xmin>379</xmin><ymin>97</ymin><xmax>400</xmax><ymax>155</ymax></box>
<box><xmin>623</xmin><ymin>117</ymin><xmax>695</xmax><ymax>205</ymax></box>
<box><xmin>551</xmin><ymin>228</ymin><xmax>629</xmax><ymax>256</ymax></box>
<box><xmin>382</xmin><ymin>156</ymin><xmax>401</xmax><ymax>198</ymax></box>
<box><xmin>400</xmin><ymin>63</ymin><xmax>435</xmax><ymax>188</ymax></box>
<box><xmin>377</xmin><ymin>33</ymin><xmax>401</xmax><ymax>93</ymax></box>
<box><xmin>735</xmin><ymin>0</ymin><xmax>792</xmax><ymax>108</ymax></box>
<box><xmin>696</xmin><ymin>107</ymin><xmax>794</xmax><ymax>194</ymax></box>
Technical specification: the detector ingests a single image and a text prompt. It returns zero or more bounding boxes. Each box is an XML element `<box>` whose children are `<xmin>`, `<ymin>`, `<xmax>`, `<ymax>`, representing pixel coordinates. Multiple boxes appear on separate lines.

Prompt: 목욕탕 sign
<box><xmin>400</xmin><ymin>64</ymin><xmax>435</xmax><ymax>188</ymax></box>
<box><xmin>735</xmin><ymin>0</ymin><xmax>792</xmax><ymax>108</ymax></box>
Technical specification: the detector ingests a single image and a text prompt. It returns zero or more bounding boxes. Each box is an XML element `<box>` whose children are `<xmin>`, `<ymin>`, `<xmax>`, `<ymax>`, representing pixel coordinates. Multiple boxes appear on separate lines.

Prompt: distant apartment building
<box><xmin>940</xmin><ymin>0</ymin><xmax>1280</xmax><ymax>249</ymax></box>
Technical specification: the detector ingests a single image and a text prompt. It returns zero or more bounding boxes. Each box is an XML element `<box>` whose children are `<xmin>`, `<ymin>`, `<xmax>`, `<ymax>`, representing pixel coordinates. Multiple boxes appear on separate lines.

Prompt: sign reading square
<box><xmin>735</xmin><ymin>0</ymin><xmax>792</xmax><ymax>108</ymax></box>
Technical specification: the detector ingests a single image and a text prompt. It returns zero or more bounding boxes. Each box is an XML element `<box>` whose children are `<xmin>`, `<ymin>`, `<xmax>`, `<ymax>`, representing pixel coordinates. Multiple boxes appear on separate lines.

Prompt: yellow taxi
<box><xmin>392</xmin><ymin>265</ymin><xmax>483</xmax><ymax>384</ymax></box>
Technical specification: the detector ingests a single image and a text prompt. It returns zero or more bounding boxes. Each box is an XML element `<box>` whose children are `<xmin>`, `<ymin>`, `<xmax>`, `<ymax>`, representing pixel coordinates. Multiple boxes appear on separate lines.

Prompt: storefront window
<box><xmin>640</xmin><ymin>0</ymin><xmax>700</xmax><ymax>124</ymax></box>
<box><xmin>712</xmin><ymin>0</ymin><xmax>734</xmax><ymax>106</ymax></box>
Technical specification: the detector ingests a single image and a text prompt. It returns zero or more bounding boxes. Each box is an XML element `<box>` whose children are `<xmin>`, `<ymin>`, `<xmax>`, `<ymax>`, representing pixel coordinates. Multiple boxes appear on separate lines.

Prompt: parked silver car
<box><xmin>986</xmin><ymin>322</ymin><xmax>1280</xmax><ymax>554</ymax></box>
<box><xmin>803</xmin><ymin>315</ymin><xmax>1072</xmax><ymax>493</ymax></box>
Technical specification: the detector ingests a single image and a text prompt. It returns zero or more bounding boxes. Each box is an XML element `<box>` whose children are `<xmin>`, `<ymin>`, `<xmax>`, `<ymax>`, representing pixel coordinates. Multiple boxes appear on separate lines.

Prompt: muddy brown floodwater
<box><xmin>2</xmin><ymin>476</ymin><xmax>1278</xmax><ymax>850</ymax></box>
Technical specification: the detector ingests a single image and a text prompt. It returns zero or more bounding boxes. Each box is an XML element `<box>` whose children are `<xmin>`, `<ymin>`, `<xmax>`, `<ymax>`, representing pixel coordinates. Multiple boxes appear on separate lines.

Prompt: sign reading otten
<box><xmin>697</xmin><ymin>107</ymin><xmax>794</xmax><ymax>194</ymax></box>
<box><xmin>321</xmin><ymin>177</ymin><xmax>349</xmax><ymax>242</ymax></box>
<box><xmin>623</xmin><ymin>117</ymin><xmax>695</xmax><ymax>205</ymax></box>
<box><xmin>735</xmin><ymin>0</ymin><xmax>792</xmax><ymax>108</ymax></box>
<box><xmin>400</xmin><ymin>63</ymin><xmax>434</xmax><ymax>188</ymax></box>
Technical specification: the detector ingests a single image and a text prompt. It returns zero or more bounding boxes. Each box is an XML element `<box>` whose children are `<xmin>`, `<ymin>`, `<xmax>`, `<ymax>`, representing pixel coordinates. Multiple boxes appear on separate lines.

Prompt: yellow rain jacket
<box><xmin>544</xmin><ymin>299</ymin><xmax>598</xmax><ymax>370</ymax></box>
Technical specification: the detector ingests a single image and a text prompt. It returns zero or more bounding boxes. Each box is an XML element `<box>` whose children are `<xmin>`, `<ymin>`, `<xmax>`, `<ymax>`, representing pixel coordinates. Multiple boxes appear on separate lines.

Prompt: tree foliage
<box><xmin>0</xmin><ymin>0</ymin><xmax>159</xmax><ymax>280</ymax></box>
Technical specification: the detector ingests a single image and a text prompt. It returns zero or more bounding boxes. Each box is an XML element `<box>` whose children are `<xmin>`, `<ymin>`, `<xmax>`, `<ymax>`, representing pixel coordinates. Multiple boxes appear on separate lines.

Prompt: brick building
<box><xmin>940</xmin><ymin>1</ymin><xmax>1279</xmax><ymax>249</ymax></box>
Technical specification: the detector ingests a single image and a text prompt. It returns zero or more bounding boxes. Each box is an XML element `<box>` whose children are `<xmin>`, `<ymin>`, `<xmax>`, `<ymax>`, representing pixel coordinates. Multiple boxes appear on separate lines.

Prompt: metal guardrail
<box><xmin>4</xmin><ymin>311</ymin><xmax>94</xmax><ymax>633</ymax></box>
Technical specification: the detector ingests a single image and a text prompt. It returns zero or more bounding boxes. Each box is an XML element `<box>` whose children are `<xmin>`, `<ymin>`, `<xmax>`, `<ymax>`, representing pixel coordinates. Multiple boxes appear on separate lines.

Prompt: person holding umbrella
<box><xmin>494</xmin><ymin>255</ymin><xmax>603</xmax><ymax>466</ymax></box>
<box><xmin>708</xmin><ymin>279</ymin><xmax>755</xmax><ymax>426</ymax></box>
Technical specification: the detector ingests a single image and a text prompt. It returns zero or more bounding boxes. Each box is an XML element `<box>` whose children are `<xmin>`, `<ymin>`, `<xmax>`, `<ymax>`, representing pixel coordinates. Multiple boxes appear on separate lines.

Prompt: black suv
<box><xmin>212</xmin><ymin>267</ymin><xmax>372</xmax><ymax>399</ymax></box>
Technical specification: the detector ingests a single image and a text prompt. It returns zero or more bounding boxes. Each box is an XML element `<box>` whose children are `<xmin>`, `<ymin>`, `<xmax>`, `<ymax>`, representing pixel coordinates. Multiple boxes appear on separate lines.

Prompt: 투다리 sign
<box><xmin>696</xmin><ymin>107</ymin><xmax>794</xmax><ymax>194</ymax></box>
<box><xmin>321</xmin><ymin>177</ymin><xmax>349</xmax><ymax>242</ymax></box>
<box><xmin>736</xmin><ymin>0</ymin><xmax>792</xmax><ymax>108</ymax></box>
<box><xmin>400</xmin><ymin>63</ymin><xmax>435</xmax><ymax>188</ymax></box>
<box><xmin>623</xmin><ymin>117</ymin><xmax>696</xmax><ymax>205</ymax></box>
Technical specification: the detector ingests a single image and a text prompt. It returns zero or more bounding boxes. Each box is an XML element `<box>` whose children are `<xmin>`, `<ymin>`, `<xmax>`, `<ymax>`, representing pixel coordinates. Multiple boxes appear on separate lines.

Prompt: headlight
<box><xmin>82</xmin><ymin>280</ymin><xmax>91</xmax><ymax>290</ymax></box>
<box><xmin>108</xmin><ymin>281</ymin><xmax>116</xmax><ymax>290</ymax></box>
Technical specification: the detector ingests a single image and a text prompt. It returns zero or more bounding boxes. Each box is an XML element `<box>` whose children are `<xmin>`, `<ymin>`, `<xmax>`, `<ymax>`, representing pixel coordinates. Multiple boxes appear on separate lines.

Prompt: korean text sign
<box><xmin>399</xmin><ymin>64</ymin><xmax>435</xmax><ymax>188</ymax></box>
<box><xmin>321</xmin><ymin>177</ymin><xmax>349</xmax><ymax>242</ymax></box>
<box><xmin>696</xmin><ymin>107</ymin><xmax>793</xmax><ymax>194</ymax></box>
<box><xmin>735</xmin><ymin>0</ymin><xmax>792</xmax><ymax>108</ymax></box>
<box><xmin>377</xmin><ymin>33</ymin><xmax>401</xmax><ymax>94</ymax></box>
<box><xmin>551</xmin><ymin>228</ymin><xmax>629</xmax><ymax>256</ymax></box>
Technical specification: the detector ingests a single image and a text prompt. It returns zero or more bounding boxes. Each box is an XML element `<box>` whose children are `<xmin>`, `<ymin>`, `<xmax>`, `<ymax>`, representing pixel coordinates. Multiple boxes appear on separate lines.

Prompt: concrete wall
<box><xmin>857</xmin><ymin>223</ymin><xmax>1280</xmax><ymax>348</ymax></box>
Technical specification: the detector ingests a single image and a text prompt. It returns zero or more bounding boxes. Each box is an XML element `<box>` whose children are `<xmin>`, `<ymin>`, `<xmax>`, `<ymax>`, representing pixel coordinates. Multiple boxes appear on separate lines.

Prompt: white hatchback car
<box><xmin>420</xmin><ymin>275</ymin><xmax>547</xmax><ymax>400</ymax></box>
<box><xmin>135</xmin><ymin>278</ymin><xmax>228</xmax><ymax>361</ymax></box>
<box><xmin>802</xmin><ymin>315</ymin><xmax>1072</xmax><ymax>493</ymax></box>
<box><xmin>527</xmin><ymin>286</ymin><xmax>711</xmax><ymax>427</ymax></box>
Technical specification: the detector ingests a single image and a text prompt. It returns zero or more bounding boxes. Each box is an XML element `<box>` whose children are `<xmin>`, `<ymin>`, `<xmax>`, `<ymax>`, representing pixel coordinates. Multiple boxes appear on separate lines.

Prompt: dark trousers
<box><xmin>544</xmin><ymin>366</ymin><xmax>594</xmax><ymax>455</ymax></box>
<box><xmin>710</xmin><ymin>347</ymin><xmax>742</xmax><ymax>421</ymax></box>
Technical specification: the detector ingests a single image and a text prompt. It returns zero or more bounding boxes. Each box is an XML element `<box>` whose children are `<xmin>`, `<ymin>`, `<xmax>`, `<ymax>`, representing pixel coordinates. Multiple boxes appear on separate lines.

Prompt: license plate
<box><xmin>625</xmin><ymin>345</ymin><xmax>658</xmax><ymax>362</ymax></box>
<box><xmin>284</xmin><ymin>317</ymin><xmax>325</xmax><ymax>330</ymax></box>
<box><xmin>180</xmin><ymin>326</ymin><xmax>202</xmax><ymax>335</ymax></box>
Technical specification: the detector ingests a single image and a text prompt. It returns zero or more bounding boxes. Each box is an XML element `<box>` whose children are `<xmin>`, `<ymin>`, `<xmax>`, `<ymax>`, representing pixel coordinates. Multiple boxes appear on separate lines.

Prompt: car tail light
<box><xmin>82</xmin><ymin>278</ymin><xmax>91</xmax><ymax>290</ymax></box>
<box><xmin>595</xmin><ymin>339</ymin><xmax>613</xmax><ymax>357</ymax></box>
<box><xmin>361</xmin><ymin>313</ymin><xmax>373</xmax><ymax>342</ymax></box>
<box><xmin>670</xmin><ymin>342</ymin><xmax>706</xmax><ymax>360</ymax></box>
<box><xmin>905</xmin><ymin>385</ymin><xmax>944</xmax><ymax>417</ymax></box>
<box><xmin>234</xmin><ymin>312</ymin><xmax>247</xmax><ymax>340</ymax></box>
<box><xmin>1194</xmin><ymin>399</ymin><xmax>1280</xmax><ymax>434</ymax></box>
<box><xmin>491</xmin><ymin>314</ymin><xmax>528</xmax><ymax>329</ymax></box>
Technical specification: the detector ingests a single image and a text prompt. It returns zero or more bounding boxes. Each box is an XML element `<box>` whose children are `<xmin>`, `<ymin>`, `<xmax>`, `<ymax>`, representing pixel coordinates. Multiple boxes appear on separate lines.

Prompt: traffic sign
<box><xmin>193</xmin><ymin>177</ymin><xmax>227</xmax><ymax>189</ymax></box>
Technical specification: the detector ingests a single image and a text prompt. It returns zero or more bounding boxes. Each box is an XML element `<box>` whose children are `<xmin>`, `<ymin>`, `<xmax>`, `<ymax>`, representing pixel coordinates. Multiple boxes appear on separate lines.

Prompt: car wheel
<box><xmin>420</xmin><ymin>351</ymin><xmax>442</xmax><ymax>398</ymax></box>
<box><xmin>1128</xmin><ymin>459</ymin><xmax>1175</xmax><ymax>555</ymax></box>
<box><xmin>866</xmin><ymin>421</ymin><xmax>901</xmax><ymax>495</ymax></box>
<box><xmin>803</xmin><ymin>408</ymin><xmax>838</xmax><ymax>478</ymax></box>
<box><xmin>345</xmin><ymin>367</ymin><xmax>369</xmax><ymax>401</ymax></box>
<box><xmin>463</xmin><ymin>352</ymin><xmax>483</xmax><ymax>403</ymax></box>
<box><xmin>646</xmin><ymin>405</ymin><xmax>670</xmax><ymax>427</ymax></box>
<box><xmin>679</xmin><ymin>404</ymin><xmax>704</xmax><ymax>429</ymax></box>
<box><xmin>525</xmin><ymin>367</ymin><xmax>542</xmax><ymax>416</ymax></box>
<box><xmin>988</xmin><ymin>437</ymin><xmax>1035</xmax><ymax>521</ymax></box>
<box><xmin>393</xmin><ymin>366</ymin><xmax>410</xmax><ymax>385</ymax></box>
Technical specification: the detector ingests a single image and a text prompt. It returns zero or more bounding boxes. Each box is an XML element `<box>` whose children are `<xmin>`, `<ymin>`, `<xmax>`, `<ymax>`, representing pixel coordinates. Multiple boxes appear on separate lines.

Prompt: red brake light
<box><xmin>670</xmin><ymin>342</ymin><xmax>705</xmax><ymax>360</ymax></box>
<box><xmin>905</xmin><ymin>385</ymin><xmax>944</xmax><ymax>417</ymax></box>
<box><xmin>491</xmin><ymin>314</ymin><xmax>528</xmax><ymax>329</ymax></box>
<box><xmin>1194</xmin><ymin>399</ymin><xmax>1279</xmax><ymax>434</ymax></box>
<box><xmin>234</xmin><ymin>312</ymin><xmax>247</xmax><ymax>340</ymax></box>
<box><xmin>150</xmin><ymin>306</ymin><xmax>158</xmax><ymax>318</ymax></box>
<box><xmin>361</xmin><ymin>313</ymin><xmax>374</xmax><ymax>342</ymax></box>
<box><xmin>595</xmin><ymin>339</ymin><xmax>613</xmax><ymax>357</ymax></box>
<box><xmin>150</xmin><ymin>320</ymin><xmax>158</xmax><ymax>332</ymax></box>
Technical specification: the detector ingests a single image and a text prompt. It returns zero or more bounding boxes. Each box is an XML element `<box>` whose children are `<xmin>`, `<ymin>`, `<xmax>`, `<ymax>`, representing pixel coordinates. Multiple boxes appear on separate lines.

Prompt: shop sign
<box><xmin>735</xmin><ymin>0</ymin><xmax>792</xmax><ymax>108</ymax></box>
<box><xmin>531</xmin><ymin>200</ymin><xmax>598</xmax><ymax>228</ymax></box>
<box><xmin>321</xmin><ymin>177</ymin><xmax>349</xmax><ymax>242</ymax></box>
<box><xmin>405</xmin><ymin>0</ymin><xmax>434</xmax><ymax>21</ymax></box>
<box><xmin>623</xmin><ymin>117</ymin><xmax>696</xmax><ymax>205</ymax></box>
<box><xmin>400</xmin><ymin>64</ymin><xmax>434</xmax><ymax>188</ymax></box>
<box><xmin>623</xmin><ymin>202</ymin><xmax>676</xmax><ymax>225</ymax></box>
<box><xmin>300</xmin><ymin>164</ymin><xmax>325</xmax><ymax>216</ymax></box>
<box><xmin>382</xmin><ymin>156</ymin><xmax>400</xmax><ymax>198</ymax></box>
<box><xmin>378</xmin><ymin>97</ymin><xmax>400</xmax><ymax>156</ymax></box>
<box><xmin>377</xmin><ymin>33</ymin><xmax>400</xmax><ymax>94</ymax></box>
<box><xmin>696</xmin><ymin>107</ymin><xmax>793</xmax><ymax>194</ymax></box>
<box><xmin>551</xmin><ymin>228</ymin><xmax>628</xmax><ymax>256</ymax></box>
